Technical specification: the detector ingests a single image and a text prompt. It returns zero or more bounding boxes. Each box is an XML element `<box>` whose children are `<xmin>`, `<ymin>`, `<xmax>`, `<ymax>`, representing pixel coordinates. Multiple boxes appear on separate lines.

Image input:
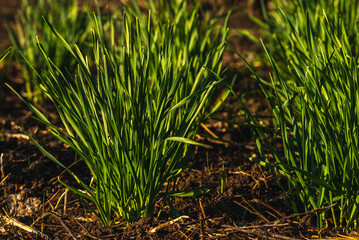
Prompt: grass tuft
<box><xmin>233</xmin><ymin>0</ymin><xmax>359</xmax><ymax>229</ymax></box>
<box><xmin>9</xmin><ymin>1</ymin><xmax>229</xmax><ymax>225</ymax></box>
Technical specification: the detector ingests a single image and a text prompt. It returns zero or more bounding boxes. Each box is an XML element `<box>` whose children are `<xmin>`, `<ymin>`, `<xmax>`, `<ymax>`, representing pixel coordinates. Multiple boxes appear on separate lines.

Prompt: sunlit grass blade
<box><xmin>0</xmin><ymin>47</ymin><xmax>12</xmax><ymax>62</ymax></box>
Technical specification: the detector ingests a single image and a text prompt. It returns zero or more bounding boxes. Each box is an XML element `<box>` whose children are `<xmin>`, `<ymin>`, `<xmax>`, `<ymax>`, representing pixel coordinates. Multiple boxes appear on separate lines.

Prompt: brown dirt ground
<box><xmin>0</xmin><ymin>0</ymin><xmax>350</xmax><ymax>239</ymax></box>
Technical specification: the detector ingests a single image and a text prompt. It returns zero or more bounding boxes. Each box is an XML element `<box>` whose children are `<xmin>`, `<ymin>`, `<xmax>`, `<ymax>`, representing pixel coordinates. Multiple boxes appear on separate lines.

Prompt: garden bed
<box><xmin>0</xmin><ymin>0</ymin><xmax>355</xmax><ymax>239</ymax></box>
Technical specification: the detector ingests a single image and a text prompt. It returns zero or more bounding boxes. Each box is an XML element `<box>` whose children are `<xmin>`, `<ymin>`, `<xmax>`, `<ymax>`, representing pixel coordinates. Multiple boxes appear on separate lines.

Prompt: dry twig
<box><xmin>50</xmin><ymin>212</ymin><xmax>78</xmax><ymax>240</ymax></box>
<box><xmin>75</xmin><ymin>218</ymin><xmax>102</xmax><ymax>240</ymax></box>
<box><xmin>0</xmin><ymin>153</ymin><xmax>5</xmax><ymax>179</ymax></box>
<box><xmin>32</xmin><ymin>211</ymin><xmax>78</xmax><ymax>239</ymax></box>
<box><xmin>273</xmin><ymin>203</ymin><xmax>336</xmax><ymax>223</ymax></box>
<box><xmin>200</xmin><ymin>123</ymin><xmax>219</xmax><ymax>139</ymax></box>
<box><xmin>4</xmin><ymin>132</ymin><xmax>30</xmax><ymax>140</ymax></box>
<box><xmin>234</xmin><ymin>198</ymin><xmax>270</xmax><ymax>223</ymax></box>
<box><xmin>1</xmin><ymin>211</ymin><xmax>49</xmax><ymax>239</ymax></box>
<box><xmin>252</xmin><ymin>198</ymin><xmax>289</xmax><ymax>221</ymax></box>
<box><xmin>199</xmin><ymin>215</ymin><xmax>205</xmax><ymax>240</ymax></box>
<box><xmin>150</xmin><ymin>216</ymin><xmax>190</xmax><ymax>233</ymax></box>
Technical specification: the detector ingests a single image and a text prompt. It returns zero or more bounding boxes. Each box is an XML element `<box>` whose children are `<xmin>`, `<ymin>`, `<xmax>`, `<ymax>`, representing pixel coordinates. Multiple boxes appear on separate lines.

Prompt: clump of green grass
<box><xmin>232</xmin><ymin>0</ymin><xmax>359</xmax><ymax>229</ymax></box>
<box><xmin>9</xmin><ymin>3</ymin><xmax>229</xmax><ymax>225</ymax></box>
<box><xmin>6</xmin><ymin>0</ymin><xmax>92</xmax><ymax>102</ymax></box>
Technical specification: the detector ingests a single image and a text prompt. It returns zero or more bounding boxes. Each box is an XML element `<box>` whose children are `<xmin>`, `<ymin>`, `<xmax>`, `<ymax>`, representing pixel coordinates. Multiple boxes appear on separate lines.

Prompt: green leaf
<box><xmin>0</xmin><ymin>47</ymin><xmax>11</xmax><ymax>62</ymax></box>
<box><xmin>165</xmin><ymin>137</ymin><xmax>212</xmax><ymax>149</ymax></box>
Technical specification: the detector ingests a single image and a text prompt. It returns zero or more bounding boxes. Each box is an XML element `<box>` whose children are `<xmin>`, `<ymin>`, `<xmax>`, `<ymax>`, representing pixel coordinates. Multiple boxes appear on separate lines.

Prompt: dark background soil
<box><xmin>0</xmin><ymin>0</ymin><xmax>342</xmax><ymax>239</ymax></box>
